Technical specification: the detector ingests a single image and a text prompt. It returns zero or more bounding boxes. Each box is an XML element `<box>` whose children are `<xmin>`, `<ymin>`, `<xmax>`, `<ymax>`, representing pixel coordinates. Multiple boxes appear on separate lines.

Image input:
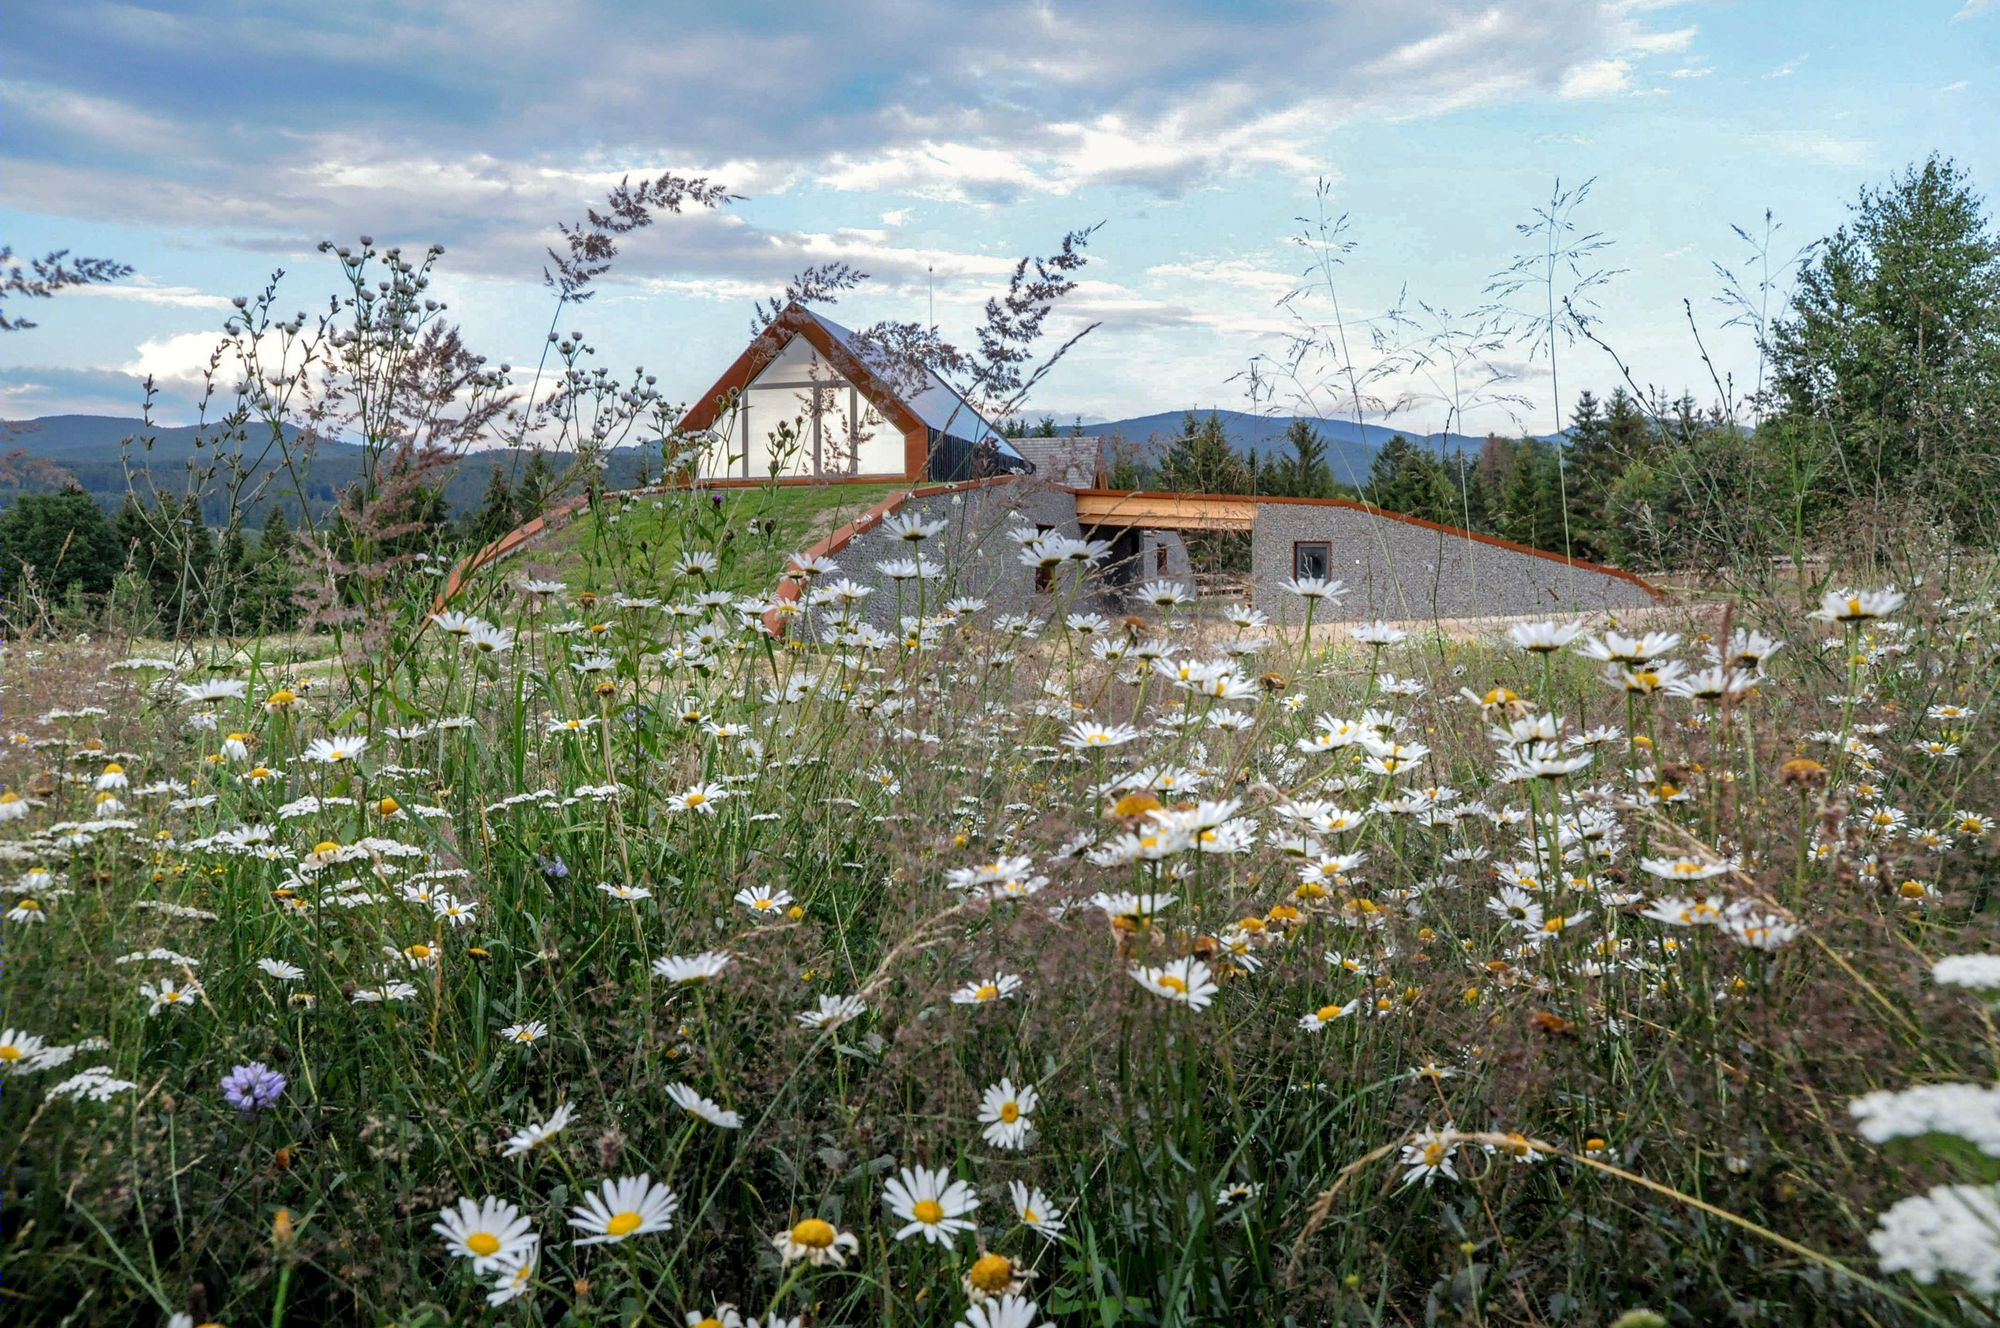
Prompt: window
<box><xmin>1156</xmin><ymin>542</ymin><xmax>1169</xmax><ymax>574</ymax></box>
<box><xmin>1293</xmin><ymin>541</ymin><xmax>1331</xmax><ymax>581</ymax></box>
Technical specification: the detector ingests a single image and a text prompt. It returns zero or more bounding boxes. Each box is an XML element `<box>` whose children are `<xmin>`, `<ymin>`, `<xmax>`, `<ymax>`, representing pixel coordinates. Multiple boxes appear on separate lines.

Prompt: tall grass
<box><xmin>3</xmin><ymin>480</ymin><xmax>1998</xmax><ymax>1325</ymax></box>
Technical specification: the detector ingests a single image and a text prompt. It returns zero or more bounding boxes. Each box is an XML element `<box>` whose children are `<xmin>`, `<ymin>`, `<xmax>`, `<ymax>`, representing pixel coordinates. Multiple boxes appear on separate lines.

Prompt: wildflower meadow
<box><xmin>4</xmin><ymin>453</ymin><xmax>2000</xmax><ymax>1326</ymax></box>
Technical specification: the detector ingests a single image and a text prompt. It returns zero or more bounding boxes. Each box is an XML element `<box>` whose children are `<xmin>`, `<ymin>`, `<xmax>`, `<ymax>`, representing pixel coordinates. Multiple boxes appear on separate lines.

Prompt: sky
<box><xmin>3</xmin><ymin>0</ymin><xmax>1995</xmax><ymax>439</ymax></box>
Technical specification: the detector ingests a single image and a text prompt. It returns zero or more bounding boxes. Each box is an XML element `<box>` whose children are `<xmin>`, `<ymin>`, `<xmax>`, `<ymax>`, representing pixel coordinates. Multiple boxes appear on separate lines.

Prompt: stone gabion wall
<box><xmin>1248</xmin><ymin>501</ymin><xmax>1659</xmax><ymax>626</ymax></box>
<box><xmin>796</xmin><ymin>479</ymin><xmax>1084</xmax><ymax>631</ymax></box>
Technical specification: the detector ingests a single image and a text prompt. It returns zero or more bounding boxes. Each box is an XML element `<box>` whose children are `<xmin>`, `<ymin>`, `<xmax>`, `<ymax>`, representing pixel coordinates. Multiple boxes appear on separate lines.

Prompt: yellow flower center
<box><xmin>791</xmin><ymin>1217</ymin><xmax>836</xmax><ymax>1248</ymax></box>
<box><xmin>1315</xmin><ymin>1004</ymin><xmax>1344</xmax><ymax>1023</ymax></box>
<box><xmin>407</xmin><ymin>944</ymin><xmax>433</xmax><ymax>960</ymax></box>
<box><xmin>912</xmin><ymin>1198</ymin><xmax>946</xmax><ymax>1224</ymax></box>
<box><xmin>313</xmin><ymin>841</ymin><xmax>339</xmax><ymax>855</ymax></box>
<box><xmin>974</xmin><ymin>984</ymin><xmax>998</xmax><ymax>1001</ymax></box>
<box><xmin>685</xmin><ymin>792</ymin><xmax>706</xmax><ymax>806</ymax></box>
<box><xmin>1423</xmin><ymin>1142</ymin><xmax>1447</xmax><ymax>1166</ymax></box>
<box><xmin>695</xmin><ymin>1319</ymin><xmax>725</xmax><ymax>1328</ymax></box>
<box><xmin>999</xmin><ymin>1102</ymin><xmax>1020</xmax><ymax>1123</ymax></box>
<box><xmin>18</xmin><ymin>899</ymin><xmax>39</xmax><ymax>911</ymax></box>
<box><xmin>605</xmin><ymin>1210</ymin><xmax>643</xmax><ymax>1237</ymax></box>
<box><xmin>0</xmin><ymin>1044</ymin><xmax>20</xmax><ymax>1061</ymax></box>
<box><xmin>969</xmin><ymin>1252</ymin><xmax>1016</xmax><ymax>1292</ymax></box>
<box><xmin>1156</xmin><ymin>975</ymin><xmax>1187</xmax><ymax>993</ymax></box>
<box><xmin>466</xmin><ymin>1231</ymin><xmax>501</xmax><ymax>1257</ymax></box>
<box><xmin>378</xmin><ymin>798</ymin><xmax>400</xmax><ymax>815</ymax></box>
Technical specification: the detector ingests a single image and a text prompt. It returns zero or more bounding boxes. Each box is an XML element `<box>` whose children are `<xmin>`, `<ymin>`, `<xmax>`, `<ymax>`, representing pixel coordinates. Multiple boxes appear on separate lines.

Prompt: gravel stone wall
<box><xmin>1249</xmin><ymin>501</ymin><xmax>1658</xmax><ymax>626</ymax></box>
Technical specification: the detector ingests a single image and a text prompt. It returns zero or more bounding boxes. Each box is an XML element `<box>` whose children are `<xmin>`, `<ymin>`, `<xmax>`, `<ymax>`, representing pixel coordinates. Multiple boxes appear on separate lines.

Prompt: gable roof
<box><xmin>677</xmin><ymin>303</ymin><xmax>1023</xmax><ymax>464</ymax></box>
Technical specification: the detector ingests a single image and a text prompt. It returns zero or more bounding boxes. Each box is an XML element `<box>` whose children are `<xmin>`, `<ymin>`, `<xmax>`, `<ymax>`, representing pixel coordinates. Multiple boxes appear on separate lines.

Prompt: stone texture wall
<box><xmin>1248</xmin><ymin>501</ymin><xmax>1658</xmax><ymax>626</ymax></box>
<box><xmin>802</xmin><ymin>479</ymin><xmax>1083</xmax><ymax>629</ymax></box>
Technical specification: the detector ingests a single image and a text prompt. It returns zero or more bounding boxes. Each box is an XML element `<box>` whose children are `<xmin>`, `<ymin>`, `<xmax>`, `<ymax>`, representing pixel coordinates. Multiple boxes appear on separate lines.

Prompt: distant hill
<box><xmin>1053</xmin><ymin>410</ymin><xmax>1517</xmax><ymax>489</ymax></box>
<box><xmin>0</xmin><ymin>416</ymin><xmax>659</xmax><ymax>525</ymax></box>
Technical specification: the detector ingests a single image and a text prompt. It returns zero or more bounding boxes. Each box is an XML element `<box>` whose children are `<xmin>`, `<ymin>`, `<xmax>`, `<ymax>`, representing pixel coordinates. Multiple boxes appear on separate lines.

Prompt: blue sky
<box><xmin>3</xmin><ymin>0</ymin><xmax>1994</xmax><ymax>436</ymax></box>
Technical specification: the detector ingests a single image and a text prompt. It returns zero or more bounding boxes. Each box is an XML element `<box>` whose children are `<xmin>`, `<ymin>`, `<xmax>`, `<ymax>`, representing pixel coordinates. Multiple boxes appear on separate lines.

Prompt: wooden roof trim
<box><xmin>676</xmin><ymin>304</ymin><xmax>929</xmax><ymax>442</ymax></box>
<box><xmin>1066</xmin><ymin>487</ymin><xmax>1664</xmax><ymax>600</ymax></box>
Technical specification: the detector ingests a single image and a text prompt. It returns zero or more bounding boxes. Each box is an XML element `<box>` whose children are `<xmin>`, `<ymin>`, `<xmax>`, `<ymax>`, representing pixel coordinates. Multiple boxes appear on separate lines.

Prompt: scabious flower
<box><xmin>221</xmin><ymin>1062</ymin><xmax>286</xmax><ymax>1112</ymax></box>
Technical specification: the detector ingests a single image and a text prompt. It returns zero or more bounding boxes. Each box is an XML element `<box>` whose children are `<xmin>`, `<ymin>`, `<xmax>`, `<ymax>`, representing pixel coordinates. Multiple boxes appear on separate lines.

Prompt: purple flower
<box><xmin>221</xmin><ymin>1061</ymin><xmax>286</xmax><ymax>1113</ymax></box>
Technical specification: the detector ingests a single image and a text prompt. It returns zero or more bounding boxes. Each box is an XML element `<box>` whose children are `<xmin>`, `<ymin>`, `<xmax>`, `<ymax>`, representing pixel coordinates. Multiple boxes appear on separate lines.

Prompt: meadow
<box><xmin>3</xmin><ymin>476</ymin><xmax>1999</xmax><ymax>1327</ymax></box>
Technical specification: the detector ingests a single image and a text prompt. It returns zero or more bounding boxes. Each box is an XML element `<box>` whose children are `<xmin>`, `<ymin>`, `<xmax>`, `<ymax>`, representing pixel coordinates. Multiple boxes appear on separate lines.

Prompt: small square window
<box><xmin>1156</xmin><ymin>542</ymin><xmax>1169</xmax><ymax>574</ymax></box>
<box><xmin>1294</xmin><ymin>541</ymin><xmax>1331</xmax><ymax>581</ymax></box>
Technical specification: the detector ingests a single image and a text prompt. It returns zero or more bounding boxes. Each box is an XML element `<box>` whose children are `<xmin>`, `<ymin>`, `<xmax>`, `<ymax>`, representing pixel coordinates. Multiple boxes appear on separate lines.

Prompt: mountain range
<box><xmin>0</xmin><ymin>415</ymin><xmax>657</xmax><ymax>524</ymax></box>
<box><xmin>1038</xmin><ymin>409</ymin><xmax>1517</xmax><ymax>487</ymax></box>
<box><xmin>0</xmin><ymin>410</ymin><xmax>1530</xmax><ymax>523</ymax></box>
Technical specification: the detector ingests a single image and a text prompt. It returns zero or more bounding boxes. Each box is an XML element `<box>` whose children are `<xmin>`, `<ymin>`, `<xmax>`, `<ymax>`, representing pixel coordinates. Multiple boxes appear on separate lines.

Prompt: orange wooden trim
<box><xmin>1066</xmin><ymin>488</ymin><xmax>1664</xmax><ymax>600</ymax></box>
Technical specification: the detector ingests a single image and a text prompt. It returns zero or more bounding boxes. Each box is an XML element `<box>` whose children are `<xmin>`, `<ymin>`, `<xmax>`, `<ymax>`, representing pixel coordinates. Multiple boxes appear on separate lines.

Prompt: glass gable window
<box><xmin>1293</xmin><ymin>541</ymin><xmax>1332</xmax><ymax>581</ymax></box>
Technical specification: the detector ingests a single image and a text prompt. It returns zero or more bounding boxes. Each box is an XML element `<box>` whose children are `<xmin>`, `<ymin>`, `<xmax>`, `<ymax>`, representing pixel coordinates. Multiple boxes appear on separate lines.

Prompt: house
<box><xmin>676</xmin><ymin>303</ymin><xmax>1030</xmax><ymax>483</ymax></box>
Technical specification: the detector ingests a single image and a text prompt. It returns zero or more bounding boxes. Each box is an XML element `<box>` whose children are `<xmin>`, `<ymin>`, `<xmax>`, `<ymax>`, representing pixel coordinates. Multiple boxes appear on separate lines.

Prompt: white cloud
<box><xmin>1939</xmin><ymin>79</ymin><xmax>1970</xmax><ymax>93</ymax></box>
<box><xmin>1752</xmin><ymin>130</ymin><xmax>1872</xmax><ymax>168</ymax></box>
<box><xmin>1669</xmin><ymin>64</ymin><xmax>1715</xmax><ymax>79</ymax></box>
<box><xmin>1763</xmin><ymin>54</ymin><xmax>1809</xmax><ymax>79</ymax></box>
<box><xmin>1953</xmin><ymin>0</ymin><xmax>1994</xmax><ymax>20</ymax></box>
<box><xmin>1561</xmin><ymin>58</ymin><xmax>1634</xmax><ymax>99</ymax></box>
<box><xmin>68</xmin><ymin>281</ymin><xmax>235</xmax><ymax>312</ymax></box>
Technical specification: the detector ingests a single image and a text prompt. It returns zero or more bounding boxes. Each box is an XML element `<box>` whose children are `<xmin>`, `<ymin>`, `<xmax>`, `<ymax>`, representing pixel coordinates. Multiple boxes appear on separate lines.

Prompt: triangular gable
<box><xmin>677</xmin><ymin>303</ymin><xmax>930</xmax><ymax>441</ymax></box>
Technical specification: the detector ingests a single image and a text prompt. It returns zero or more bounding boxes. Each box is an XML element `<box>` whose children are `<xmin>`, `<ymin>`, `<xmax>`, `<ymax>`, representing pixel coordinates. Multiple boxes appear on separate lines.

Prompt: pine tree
<box><xmin>515</xmin><ymin>451</ymin><xmax>558</xmax><ymax>525</ymax></box>
<box><xmin>1155</xmin><ymin>413</ymin><xmax>1251</xmax><ymax>495</ymax></box>
<box><xmin>1275</xmin><ymin>419</ymin><xmax>1335</xmax><ymax>498</ymax></box>
<box><xmin>250</xmin><ymin>505</ymin><xmax>300</xmax><ymax>632</ymax></box>
<box><xmin>465</xmin><ymin>464</ymin><xmax>517</xmax><ymax>546</ymax></box>
<box><xmin>1366</xmin><ymin>435</ymin><xmax>1454</xmax><ymax>522</ymax></box>
<box><xmin>0</xmin><ymin>486</ymin><xmax>121</xmax><ymax>600</ymax></box>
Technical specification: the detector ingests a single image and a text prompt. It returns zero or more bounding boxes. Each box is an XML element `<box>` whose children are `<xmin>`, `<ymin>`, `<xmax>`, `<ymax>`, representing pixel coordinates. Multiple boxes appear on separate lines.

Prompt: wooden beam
<box><xmin>1073</xmin><ymin>490</ymin><xmax>1255</xmax><ymax>532</ymax></box>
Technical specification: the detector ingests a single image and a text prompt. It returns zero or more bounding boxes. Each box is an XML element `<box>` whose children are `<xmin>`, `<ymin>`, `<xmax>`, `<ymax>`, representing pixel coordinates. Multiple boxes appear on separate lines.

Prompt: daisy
<box><xmin>141</xmin><ymin>979</ymin><xmax>201</xmax><ymax>1016</ymax></box>
<box><xmin>303</xmin><ymin>736</ymin><xmax>367</xmax><ymax>765</ymax></box>
<box><xmin>598</xmin><ymin>881</ymin><xmax>654</xmax><ymax>901</ymax></box>
<box><xmin>1811</xmin><ymin>587</ymin><xmax>1905</xmax><ymax>623</ymax></box>
<box><xmin>0</xmin><ymin>1029</ymin><xmax>49</xmax><ymax>1070</ymax></box>
<box><xmin>958</xmin><ymin>1297</ymin><xmax>1055</xmax><ymax>1328</ymax></box>
<box><xmin>434</xmin><ymin>1195</ymin><xmax>538</xmax><ymax>1270</ymax></box>
<box><xmin>1131</xmin><ymin>958</ymin><xmax>1218</xmax><ymax>1012</ymax></box>
<box><xmin>501</xmin><ymin>1103</ymin><xmax>576</xmax><ymax>1158</ymax></box>
<box><xmin>667</xmin><ymin>1082</ymin><xmax>743</xmax><ymax>1129</ymax></box>
<box><xmin>7</xmin><ymin>898</ymin><xmax>46</xmax><ymax>924</ymax></box>
<box><xmin>735</xmin><ymin>886</ymin><xmax>795</xmax><ymax>917</ymax></box>
<box><xmin>884</xmin><ymin>1164</ymin><xmax>979</xmax><ymax>1245</ymax></box>
<box><xmin>952</xmin><ymin>972</ymin><xmax>1024</xmax><ymax>1005</ymax></box>
<box><xmin>1062</xmin><ymin>720</ymin><xmax>1141</xmax><ymax>750</ymax></box>
<box><xmin>963</xmin><ymin>1251</ymin><xmax>1037</xmax><ymax>1302</ymax></box>
<box><xmin>685</xmin><ymin>1305</ymin><xmax>745</xmax><ymax>1328</ymax></box>
<box><xmin>1400</xmin><ymin>1126</ymin><xmax>1462</xmax><ymax>1188</ymax></box>
<box><xmin>771</xmin><ymin>1216</ymin><xmax>859</xmax><ymax>1267</ymax></box>
<box><xmin>256</xmin><ymin>958</ymin><xmax>304</xmax><ymax>980</ymax></box>
<box><xmin>1298</xmin><ymin>999</ymin><xmax>1359</xmax><ymax>1030</ymax></box>
<box><xmin>1508</xmin><ymin>619</ymin><xmax>1585</xmax><ymax>653</ymax></box>
<box><xmin>978</xmin><ymin>1079</ymin><xmax>1038</xmax><ymax>1150</ymax></box>
<box><xmin>501</xmin><ymin>1020</ymin><xmax>550</xmax><ymax>1046</ymax></box>
<box><xmin>797</xmin><ymin>994</ymin><xmax>867</xmax><ymax>1030</ymax></box>
<box><xmin>652</xmin><ymin>951</ymin><xmax>732</xmax><ymax>985</ymax></box>
<box><xmin>1639</xmin><ymin>856</ymin><xmax>1729</xmax><ymax>882</ymax></box>
<box><xmin>569</xmin><ymin>1174</ymin><xmax>678</xmax><ymax>1245</ymax></box>
<box><xmin>670</xmin><ymin>782</ymin><xmax>729</xmax><ymax>815</ymax></box>
<box><xmin>1008</xmin><ymin>1180</ymin><xmax>1066</xmax><ymax>1239</ymax></box>
<box><xmin>1639</xmin><ymin>895</ymin><xmax>1726</xmax><ymax>926</ymax></box>
<box><xmin>486</xmin><ymin>1244</ymin><xmax>539</xmax><ymax>1306</ymax></box>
